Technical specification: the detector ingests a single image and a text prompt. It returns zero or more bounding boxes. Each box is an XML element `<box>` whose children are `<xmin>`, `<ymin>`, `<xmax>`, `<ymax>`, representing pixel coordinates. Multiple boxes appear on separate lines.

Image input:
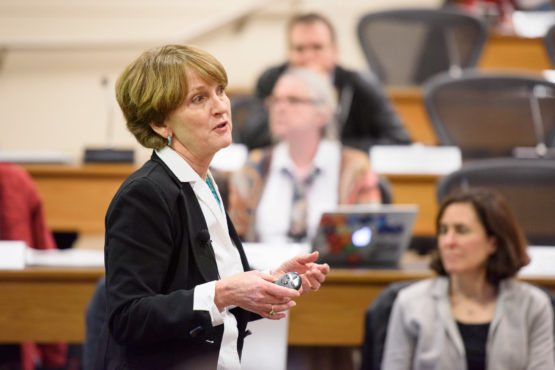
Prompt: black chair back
<box><xmin>230</xmin><ymin>95</ymin><xmax>270</xmax><ymax>149</ymax></box>
<box><xmin>377</xmin><ymin>175</ymin><xmax>393</xmax><ymax>204</ymax></box>
<box><xmin>83</xmin><ymin>277</ymin><xmax>107</xmax><ymax>370</ymax></box>
<box><xmin>357</xmin><ymin>8</ymin><xmax>487</xmax><ymax>86</ymax></box>
<box><xmin>360</xmin><ymin>281</ymin><xmax>414</xmax><ymax>370</ymax></box>
<box><xmin>545</xmin><ymin>23</ymin><xmax>555</xmax><ymax>67</ymax></box>
<box><xmin>437</xmin><ymin>158</ymin><xmax>555</xmax><ymax>246</ymax></box>
<box><xmin>424</xmin><ymin>71</ymin><xmax>555</xmax><ymax>160</ymax></box>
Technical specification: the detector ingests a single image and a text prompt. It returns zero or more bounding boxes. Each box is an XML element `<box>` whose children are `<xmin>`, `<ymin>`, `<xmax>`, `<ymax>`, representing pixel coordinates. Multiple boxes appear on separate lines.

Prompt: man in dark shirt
<box><xmin>240</xmin><ymin>12</ymin><xmax>411</xmax><ymax>151</ymax></box>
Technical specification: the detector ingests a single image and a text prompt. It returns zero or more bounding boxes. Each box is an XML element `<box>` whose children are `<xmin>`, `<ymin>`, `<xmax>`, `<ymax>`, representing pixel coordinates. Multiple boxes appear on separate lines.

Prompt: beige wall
<box><xmin>0</xmin><ymin>0</ymin><xmax>440</xmax><ymax>164</ymax></box>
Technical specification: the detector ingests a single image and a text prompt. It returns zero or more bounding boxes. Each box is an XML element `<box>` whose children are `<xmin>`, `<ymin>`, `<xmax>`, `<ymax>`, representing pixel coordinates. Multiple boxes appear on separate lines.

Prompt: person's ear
<box><xmin>316</xmin><ymin>107</ymin><xmax>332</xmax><ymax>128</ymax></box>
<box><xmin>487</xmin><ymin>236</ymin><xmax>498</xmax><ymax>255</ymax></box>
<box><xmin>331</xmin><ymin>44</ymin><xmax>339</xmax><ymax>64</ymax></box>
<box><xmin>149</xmin><ymin>121</ymin><xmax>172</xmax><ymax>139</ymax></box>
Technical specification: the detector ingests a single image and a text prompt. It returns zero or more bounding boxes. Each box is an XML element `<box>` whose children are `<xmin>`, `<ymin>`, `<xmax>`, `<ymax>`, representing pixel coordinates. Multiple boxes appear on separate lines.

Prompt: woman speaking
<box><xmin>95</xmin><ymin>44</ymin><xmax>329</xmax><ymax>370</ymax></box>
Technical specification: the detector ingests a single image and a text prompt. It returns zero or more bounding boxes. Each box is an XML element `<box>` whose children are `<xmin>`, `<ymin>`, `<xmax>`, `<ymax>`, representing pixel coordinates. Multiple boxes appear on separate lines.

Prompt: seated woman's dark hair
<box><xmin>430</xmin><ymin>187</ymin><xmax>530</xmax><ymax>285</ymax></box>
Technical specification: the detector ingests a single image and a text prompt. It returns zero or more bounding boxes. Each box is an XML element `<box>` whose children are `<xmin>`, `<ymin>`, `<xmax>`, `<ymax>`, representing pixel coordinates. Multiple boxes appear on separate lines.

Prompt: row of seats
<box><xmin>356</xmin><ymin>8</ymin><xmax>555</xmax><ymax>87</ymax></box>
<box><xmin>358</xmin><ymin>8</ymin><xmax>555</xmax><ymax>159</ymax></box>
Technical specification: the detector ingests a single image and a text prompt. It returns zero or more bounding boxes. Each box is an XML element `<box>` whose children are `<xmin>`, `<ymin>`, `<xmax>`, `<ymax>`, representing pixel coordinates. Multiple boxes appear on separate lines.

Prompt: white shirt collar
<box><xmin>156</xmin><ymin>146</ymin><xmax>204</xmax><ymax>183</ymax></box>
<box><xmin>313</xmin><ymin>139</ymin><xmax>340</xmax><ymax>171</ymax></box>
<box><xmin>271</xmin><ymin>139</ymin><xmax>340</xmax><ymax>177</ymax></box>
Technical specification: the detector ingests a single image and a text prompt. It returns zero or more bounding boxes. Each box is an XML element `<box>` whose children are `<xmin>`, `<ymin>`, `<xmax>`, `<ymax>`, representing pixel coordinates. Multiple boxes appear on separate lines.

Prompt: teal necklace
<box><xmin>206</xmin><ymin>176</ymin><xmax>221</xmax><ymax>209</ymax></box>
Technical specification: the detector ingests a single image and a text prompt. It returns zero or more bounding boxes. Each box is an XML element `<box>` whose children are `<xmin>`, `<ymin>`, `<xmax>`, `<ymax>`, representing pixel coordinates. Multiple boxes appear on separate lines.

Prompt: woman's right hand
<box><xmin>214</xmin><ymin>270</ymin><xmax>300</xmax><ymax>319</ymax></box>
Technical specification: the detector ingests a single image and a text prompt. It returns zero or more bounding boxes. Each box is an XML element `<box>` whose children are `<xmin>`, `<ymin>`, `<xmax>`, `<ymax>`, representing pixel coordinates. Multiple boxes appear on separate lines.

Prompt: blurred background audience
<box><xmin>238</xmin><ymin>12</ymin><xmax>411</xmax><ymax>151</ymax></box>
<box><xmin>229</xmin><ymin>67</ymin><xmax>381</xmax><ymax>243</ymax></box>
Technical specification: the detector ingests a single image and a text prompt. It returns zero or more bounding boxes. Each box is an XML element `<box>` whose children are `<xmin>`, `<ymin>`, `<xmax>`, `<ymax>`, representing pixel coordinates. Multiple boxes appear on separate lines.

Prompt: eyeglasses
<box><xmin>265</xmin><ymin>95</ymin><xmax>319</xmax><ymax>109</ymax></box>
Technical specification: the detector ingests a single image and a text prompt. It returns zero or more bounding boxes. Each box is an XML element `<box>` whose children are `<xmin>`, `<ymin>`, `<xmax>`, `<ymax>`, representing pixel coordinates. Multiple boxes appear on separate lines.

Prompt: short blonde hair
<box><xmin>116</xmin><ymin>44</ymin><xmax>228</xmax><ymax>149</ymax></box>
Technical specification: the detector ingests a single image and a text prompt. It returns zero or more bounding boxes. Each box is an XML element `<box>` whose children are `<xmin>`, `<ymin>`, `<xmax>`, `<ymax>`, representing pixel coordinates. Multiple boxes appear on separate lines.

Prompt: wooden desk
<box><xmin>0</xmin><ymin>266</ymin><xmax>103</xmax><ymax>343</ymax></box>
<box><xmin>289</xmin><ymin>267</ymin><xmax>431</xmax><ymax>346</ymax></box>
<box><xmin>23</xmin><ymin>164</ymin><xmax>137</xmax><ymax>234</ymax></box>
<box><xmin>1</xmin><ymin>263</ymin><xmax>554</xmax><ymax>346</ymax></box>
<box><xmin>480</xmin><ymin>33</ymin><xmax>552</xmax><ymax>72</ymax></box>
<box><xmin>387</xmin><ymin>87</ymin><xmax>437</xmax><ymax>145</ymax></box>
<box><xmin>384</xmin><ymin>173</ymin><xmax>440</xmax><ymax>237</ymax></box>
<box><xmin>25</xmin><ymin>164</ymin><xmax>441</xmax><ymax>238</ymax></box>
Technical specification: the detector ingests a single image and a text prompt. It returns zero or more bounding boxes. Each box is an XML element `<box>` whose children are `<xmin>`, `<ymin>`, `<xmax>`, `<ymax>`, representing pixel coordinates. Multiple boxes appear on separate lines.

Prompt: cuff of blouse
<box><xmin>194</xmin><ymin>281</ymin><xmax>225</xmax><ymax>327</ymax></box>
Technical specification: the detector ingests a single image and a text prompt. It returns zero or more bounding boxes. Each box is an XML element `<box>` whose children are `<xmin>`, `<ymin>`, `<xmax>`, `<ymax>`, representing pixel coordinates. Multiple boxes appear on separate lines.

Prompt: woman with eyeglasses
<box><xmin>229</xmin><ymin>67</ymin><xmax>381</xmax><ymax>244</ymax></box>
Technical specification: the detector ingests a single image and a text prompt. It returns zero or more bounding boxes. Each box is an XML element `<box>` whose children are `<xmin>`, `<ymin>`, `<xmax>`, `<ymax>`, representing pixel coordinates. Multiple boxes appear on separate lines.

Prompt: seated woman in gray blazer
<box><xmin>95</xmin><ymin>44</ymin><xmax>329</xmax><ymax>370</ymax></box>
<box><xmin>382</xmin><ymin>188</ymin><xmax>554</xmax><ymax>370</ymax></box>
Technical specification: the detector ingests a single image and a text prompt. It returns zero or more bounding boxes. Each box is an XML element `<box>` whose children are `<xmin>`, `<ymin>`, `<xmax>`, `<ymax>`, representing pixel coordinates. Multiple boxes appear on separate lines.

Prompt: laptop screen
<box><xmin>312</xmin><ymin>204</ymin><xmax>418</xmax><ymax>268</ymax></box>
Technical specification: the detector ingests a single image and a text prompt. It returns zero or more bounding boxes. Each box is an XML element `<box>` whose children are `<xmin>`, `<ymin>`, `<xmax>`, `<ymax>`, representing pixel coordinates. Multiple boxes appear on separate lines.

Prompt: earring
<box><xmin>167</xmin><ymin>135</ymin><xmax>172</xmax><ymax>146</ymax></box>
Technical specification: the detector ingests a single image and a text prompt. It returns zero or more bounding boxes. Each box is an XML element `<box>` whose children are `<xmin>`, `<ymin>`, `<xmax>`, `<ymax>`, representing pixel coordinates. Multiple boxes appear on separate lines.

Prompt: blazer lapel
<box><xmin>193</xmin><ymin>178</ymin><xmax>228</xmax><ymax>233</ymax></box>
<box><xmin>434</xmin><ymin>278</ymin><xmax>465</xmax><ymax>357</ymax></box>
<box><xmin>226</xmin><ymin>213</ymin><xmax>251</xmax><ymax>271</ymax></box>
<box><xmin>489</xmin><ymin>279</ymin><xmax>511</xmax><ymax>338</ymax></box>
<box><xmin>180</xmin><ymin>183</ymin><xmax>220</xmax><ymax>282</ymax></box>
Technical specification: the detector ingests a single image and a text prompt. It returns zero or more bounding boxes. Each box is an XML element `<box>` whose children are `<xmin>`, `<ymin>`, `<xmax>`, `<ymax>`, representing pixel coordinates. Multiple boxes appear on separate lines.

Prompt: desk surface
<box><xmin>24</xmin><ymin>163</ymin><xmax>137</xmax><ymax>234</ymax></box>
<box><xmin>387</xmin><ymin>87</ymin><xmax>437</xmax><ymax>145</ymax></box>
<box><xmin>1</xmin><ymin>256</ymin><xmax>554</xmax><ymax>346</ymax></box>
<box><xmin>24</xmin><ymin>164</ymin><xmax>440</xmax><ymax>238</ymax></box>
<box><xmin>480</xmin><ymin>33</ymin><xmax>553</xmax><ymax>72</ymax></box>
<box><xmin>0</xmin><ymin>265</ymin><xmax>103</xmax><ymax>343</ymax></box>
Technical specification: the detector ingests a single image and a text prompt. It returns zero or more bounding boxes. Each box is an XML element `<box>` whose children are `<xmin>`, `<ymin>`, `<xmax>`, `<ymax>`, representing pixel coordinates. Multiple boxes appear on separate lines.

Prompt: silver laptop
<box><xmin>312</xmin><ymin>204</ymin><xmax>418</xmax><ymax>268</ymax></box>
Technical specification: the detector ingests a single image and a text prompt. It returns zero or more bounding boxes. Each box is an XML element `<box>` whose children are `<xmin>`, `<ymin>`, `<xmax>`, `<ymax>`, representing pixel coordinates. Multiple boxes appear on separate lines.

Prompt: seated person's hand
<box><xmin>215</xmin><ymin>270</ymin><xmax>299</xmax><ymax>319</ymax></box>
<box><xmin>272</xmin><ymin>252</ymin><xmax>330</xmax><ymax>295</ymax></box>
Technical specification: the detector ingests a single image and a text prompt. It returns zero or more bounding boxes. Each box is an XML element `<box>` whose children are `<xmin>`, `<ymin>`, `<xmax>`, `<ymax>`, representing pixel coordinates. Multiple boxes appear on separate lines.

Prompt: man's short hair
<box><xmin>287</xmin><ymin>12</ymin><xmax>337</xmax><ymax>44</ymax></box>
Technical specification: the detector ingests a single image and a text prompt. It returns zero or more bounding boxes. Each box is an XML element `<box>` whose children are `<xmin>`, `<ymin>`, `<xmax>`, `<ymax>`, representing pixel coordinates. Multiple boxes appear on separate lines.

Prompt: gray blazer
<box><xmin>382</xmin><ymin>277</ymin><xmax>554</xmax><ymax>370</ymax></box>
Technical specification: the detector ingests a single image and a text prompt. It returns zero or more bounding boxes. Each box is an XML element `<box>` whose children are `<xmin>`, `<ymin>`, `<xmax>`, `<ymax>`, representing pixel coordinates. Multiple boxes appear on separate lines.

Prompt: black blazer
<box><xmin>95</xmin><ymin>152</ymin><xmax>255</xmax><ymax>370</ymax></box>
<box><xmin>241</xmin><ymin>63</ymin><xmax>411</xmax><ymax>151</ymax></box>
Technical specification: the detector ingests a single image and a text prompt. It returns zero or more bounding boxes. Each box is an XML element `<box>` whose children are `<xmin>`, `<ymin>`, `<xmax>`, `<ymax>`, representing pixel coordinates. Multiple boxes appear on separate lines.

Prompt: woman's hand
<box><xmin>271</xmin><ymin>252</ymin><xmax>330</xmax><ymax>295</ymax></box>
<box><xmin>215</xmin><ymin>270</ymin><xmax>300</xmax><ymax>319</ymax></box>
